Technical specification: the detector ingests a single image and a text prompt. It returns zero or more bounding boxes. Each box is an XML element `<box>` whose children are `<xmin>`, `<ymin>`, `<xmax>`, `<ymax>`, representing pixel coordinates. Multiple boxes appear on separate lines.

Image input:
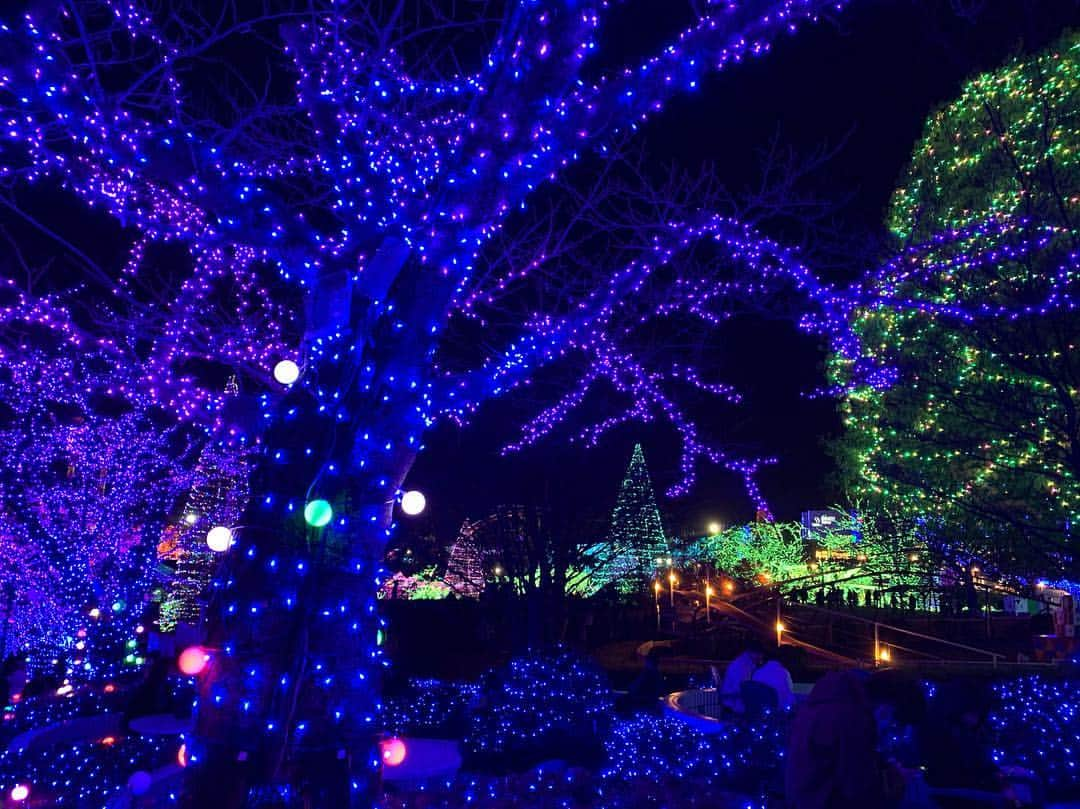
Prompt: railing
<box><xmin>707</xmin><ymin>595</ymin><xmax>857</xmax><ymax>665</ymax></box>
<box><xmin>789</xmin><ymin>601</ymin><xmax>1006</xmax><ymax>666</ymax></box>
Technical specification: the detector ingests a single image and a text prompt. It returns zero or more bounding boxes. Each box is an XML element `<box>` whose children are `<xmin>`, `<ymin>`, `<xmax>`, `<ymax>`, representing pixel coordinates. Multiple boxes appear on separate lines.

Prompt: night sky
<box><xmin>404</xmin><ymin>0</ymin><xmax>1079</xmax><ymax>542</ymax></box>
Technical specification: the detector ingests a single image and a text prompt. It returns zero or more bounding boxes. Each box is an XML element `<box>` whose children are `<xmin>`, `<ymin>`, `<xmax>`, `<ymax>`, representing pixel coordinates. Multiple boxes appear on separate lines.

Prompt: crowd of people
<box><xmin>786</xmin><ymin>585</ymin><xmax>929</xmax><ymax>613</ymax></box>
<box><xmin>713</xmin><ymin>642</ymin><xmax>1041</xmax><ymax>808</ymax></box>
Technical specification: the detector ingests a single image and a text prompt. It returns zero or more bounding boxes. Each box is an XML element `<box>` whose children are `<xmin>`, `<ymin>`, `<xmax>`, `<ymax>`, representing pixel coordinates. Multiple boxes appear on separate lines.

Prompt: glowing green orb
<box><xmin>304</xmin><ymin>499</ymin><xmax>333</xmax><ymax>528</ymax></box>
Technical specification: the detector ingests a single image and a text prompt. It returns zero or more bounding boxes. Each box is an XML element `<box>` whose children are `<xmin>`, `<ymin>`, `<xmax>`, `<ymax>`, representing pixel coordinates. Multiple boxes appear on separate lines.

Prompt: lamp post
<box><xmin>972</xmin><ymin>565</ymin><xmax>992</xmax><ymax>638</ymax></box>
<box><xmin>775</xmin><ymin>598</ymin><xmax>784</xmax><ymax>647</ymax></box>
<box><xmin>653</xmin><ymin>580</ymin><xmax>662</xmax><ymax>632</ymax></box>
<box><xmin>705</xmin><ymin>582</ymin><xmax>714</xmax><ymax>624</ymax></box>
<box><xmin>668</xmin><ymin>571</ymin><xmax>677</xmax><ymax>608</ymax></box>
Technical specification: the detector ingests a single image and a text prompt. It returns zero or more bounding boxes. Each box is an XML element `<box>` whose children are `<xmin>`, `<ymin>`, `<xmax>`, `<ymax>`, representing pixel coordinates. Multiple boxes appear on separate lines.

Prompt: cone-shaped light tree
<box><xmin>595</xmin><ymin>444</ymin><xmax>671</xmax><ymax>594</ymax></box>
<box><xmin>0</xmin><ymin>1</ymin><xmax>864</xmax><ymax>803</ymax></box>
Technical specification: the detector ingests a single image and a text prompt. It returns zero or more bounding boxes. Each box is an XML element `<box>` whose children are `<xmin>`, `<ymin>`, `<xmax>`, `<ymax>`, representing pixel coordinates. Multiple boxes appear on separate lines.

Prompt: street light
<box><xmin>653</xmin><ymin>580</ymin><xmax>662</xmax><ymax>631</ymax></box>
<box><xmin>707</xmin><ymin>521</ymin><xmax>722</xmax><ymax>536</ymax></box>
<box><xmin>668</xmin><ymin>571</ymin><xmax>677</xmax><ymax>608</ymax></box>
<box><xmin>705</xmin><ymin>582</ymin><xmax>714</xmax><ymax>623</ymax></box>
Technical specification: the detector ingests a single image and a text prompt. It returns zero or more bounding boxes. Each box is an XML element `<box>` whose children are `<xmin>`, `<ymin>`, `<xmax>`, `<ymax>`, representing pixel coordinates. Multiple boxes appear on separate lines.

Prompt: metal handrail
<box><xmin>706</xmin><ymin>596</ymin><xmax>857</xmax><ymax>665</ymax></box>
<box><xmin>793</xmin><ymin>601</ymin><xmax>1004</xmax><ymax>662</ymax></box>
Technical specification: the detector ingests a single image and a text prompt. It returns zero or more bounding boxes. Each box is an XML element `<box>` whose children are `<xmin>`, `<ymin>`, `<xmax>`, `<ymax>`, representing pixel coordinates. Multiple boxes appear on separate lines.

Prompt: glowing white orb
<box><xmin>10</xmin><ymin>785</ymin><xmax>29</xmax><ymax>802</ymax></box>
<box><xmin>273</xmin><ymin>359</ymin><xmax>300</xmax><ymax>385</ymax></box>
<box><xmin>400</xmin><ymin>490</ymin><xmax>426</xmax><ymax>516</ymax></box>
<box><xmin>206</xmin><ymin>525</ymin><xmax>234</xmax><ymax>553</ymax></box>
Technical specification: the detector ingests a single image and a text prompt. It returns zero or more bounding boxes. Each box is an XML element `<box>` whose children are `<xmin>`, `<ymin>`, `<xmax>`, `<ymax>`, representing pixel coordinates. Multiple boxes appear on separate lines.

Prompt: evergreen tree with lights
<box><xmin>594</xmin><ymin>444</ymin><xmax>671</xmax><ymax>594</ymax></box>
<box><xmin>443</xmin><ymin>521</ymin><xmax>486</xmax><ymax>599</ymax></box>
<box><xmin>830</xmin><ymin>32</ymin><xmax>1080</xmax><ymax>572</ymax></box>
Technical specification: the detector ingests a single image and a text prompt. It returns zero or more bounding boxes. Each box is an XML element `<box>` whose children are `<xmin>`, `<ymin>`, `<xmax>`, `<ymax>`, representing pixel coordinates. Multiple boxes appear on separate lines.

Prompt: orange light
<box><xmin>100</xmin><ymin>736</ymin><xmax>117</xmax><ymax>746</ymax></box>
<box><xmin>103</xmin><ymin>683</ymin><xmax>116</xmax><ymax>694</ymax></box>
<box><xmin>178</xmin><ymin>646</ymin><xmax>210</xmax><ymax>676</ymax></box>
<box><xmin>775</xmin><ymin>621</ymin><xmax>785</xmax><ymax>633</ymax></box>
<box><xmin>380</xmin><ymin>737</ymin><xmax>407</xmax><ymax>767</ymax></box>
<box><xmin>877</xmin><ymin>647</ymin><xmax>891</xmax><ymax>663</ymax></box>
<box><xmin>668</xmin><ymin>572</ymin><xmax>677</xmax><ymax>586</ymax></box>
<box><xmin>177</xmin><ymin>743</ymin><xmax>188</xmax><ymax>768</ymax></box>
<box><xmin>723</xmin><ymin>581</ymin><xmax>734</xmax><ymax>594</ymax></box>
<box><xmin>705</xmin><ymin>585</ymin><xmax>714</xmax><ymax>597</ymax></box>
<box><xmin>653</xmin><ymin>581</ymin><xmax>662</xmax><ymax>594</ymax></box>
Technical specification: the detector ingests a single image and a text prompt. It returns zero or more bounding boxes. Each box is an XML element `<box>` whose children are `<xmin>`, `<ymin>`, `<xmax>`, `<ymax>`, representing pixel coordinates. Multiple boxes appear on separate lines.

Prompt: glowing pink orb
<box><xmin>10</xmin><ymin>784</ymin><xmax>29</xmax><ymax>801</ymax></box>
<box><xmin>178</xmin><ymin>646</ymin><xmax>209</xmax><ymax>676</ymax></box>
<box><xmin>380</xmin><ymin>737</ymin><xmax>407</xmax><ymax>767</ymax></box>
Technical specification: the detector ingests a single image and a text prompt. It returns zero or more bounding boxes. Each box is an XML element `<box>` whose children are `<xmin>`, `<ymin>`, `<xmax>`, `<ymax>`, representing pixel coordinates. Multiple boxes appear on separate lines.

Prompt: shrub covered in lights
<box><xmin>3</xmin><ymin>675</ymin><xmax>196</xmax><ymax>735</ymax></box>
<box><xmin>989</xmin><ymin>675</ymin><xmax>1080</xmax><ymax>795</ymax></box>
<box><xmin>601</xmin><ymin>713</ymin><xmax>787</xmax><ymax>798</ymax></box>
<box><xmin>463</xmin><ymin>649</ymin><xmax>613</xmax><ymax>770</ymax></box>
<box><xmin>381</xmin><ymin>678</ymin><xmax>479</xmax><ymax>738</ymax></box>
<box><xmin>0</xmin><ymin>735</ymin><xmax>179</xmax><ymax>807</ymax></box>
<box><xmin>384</xmin><ymin>710</ymin><xmax>788</xmax><ymax>807</ymax></box>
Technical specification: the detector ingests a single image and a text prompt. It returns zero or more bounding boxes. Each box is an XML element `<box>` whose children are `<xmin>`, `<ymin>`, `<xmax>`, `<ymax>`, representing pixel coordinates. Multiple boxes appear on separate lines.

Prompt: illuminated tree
<box><xmin>592</xmin><ymin>444</ymin><xmax>671</xmax><ymax>594</ymax></box>
<box><xmin>443</xmin><ymin>521</ymin><xmax>486</xmax><ymax>599</ymax></box>
<box><xmin>692</xmin><ymin>521</ymin><xmax>805</xmax><ymax>583</ymax></box>
<box><xmin>158</xmin><ymin>423</ymin><xmax>253</xmax><ymax>632</ymax></box>
<box><xmin>0</xmin><ymin>351</ymin><xmax>193</xmax><ymax>677</ymax></box>
<box><xmin>0</xmin><ymin>1</ymin><xmax>858</xmax><ymax>802</ymax></box>
<box><xmin>830</xmin><ymin>32</ymin><xmax>1080</xmax><ymax>571</ymax></box>
<box><xmin>814</xmin><ymin>508</ymin><xmax>929</xmax><ymax>590</ymax></box>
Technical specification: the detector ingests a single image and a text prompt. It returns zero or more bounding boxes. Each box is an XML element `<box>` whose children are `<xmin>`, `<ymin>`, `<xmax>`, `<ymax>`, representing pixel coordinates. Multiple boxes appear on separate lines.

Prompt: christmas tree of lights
<box><xmin>0</xmin><ymin>1</ymin><xmax>869</xmax><ymax>801</ymax></box>
<box><xmin>159</xmin><ymin>429</ymin><xmax>252</xmax><ymax>631</ymax></box>
<box><xmin>443</xmin><ymin>521</ymin><xmax>486</xmax><ymax>599</ymax></box>
<box><xmin>593</xmin><ymin>444</ymin><xmax>671</xmax><ymax>594</ymax></box>
<box><xmin>829</xmin><ymin>32</ymin><xmax>1080</xmax><ymax>570</ymax></box>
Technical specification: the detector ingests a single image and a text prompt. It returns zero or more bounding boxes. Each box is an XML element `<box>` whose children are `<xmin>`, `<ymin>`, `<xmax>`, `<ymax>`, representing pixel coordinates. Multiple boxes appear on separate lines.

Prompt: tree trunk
<box><xmin>186</xmin><ymin>241</ymin><xmax>454</xmax><ymax>806</ymax></box>
<box><xmin>189</xmin><ymin>370</ymin><xmax>422</xmax><ymax>806</ymax></box>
